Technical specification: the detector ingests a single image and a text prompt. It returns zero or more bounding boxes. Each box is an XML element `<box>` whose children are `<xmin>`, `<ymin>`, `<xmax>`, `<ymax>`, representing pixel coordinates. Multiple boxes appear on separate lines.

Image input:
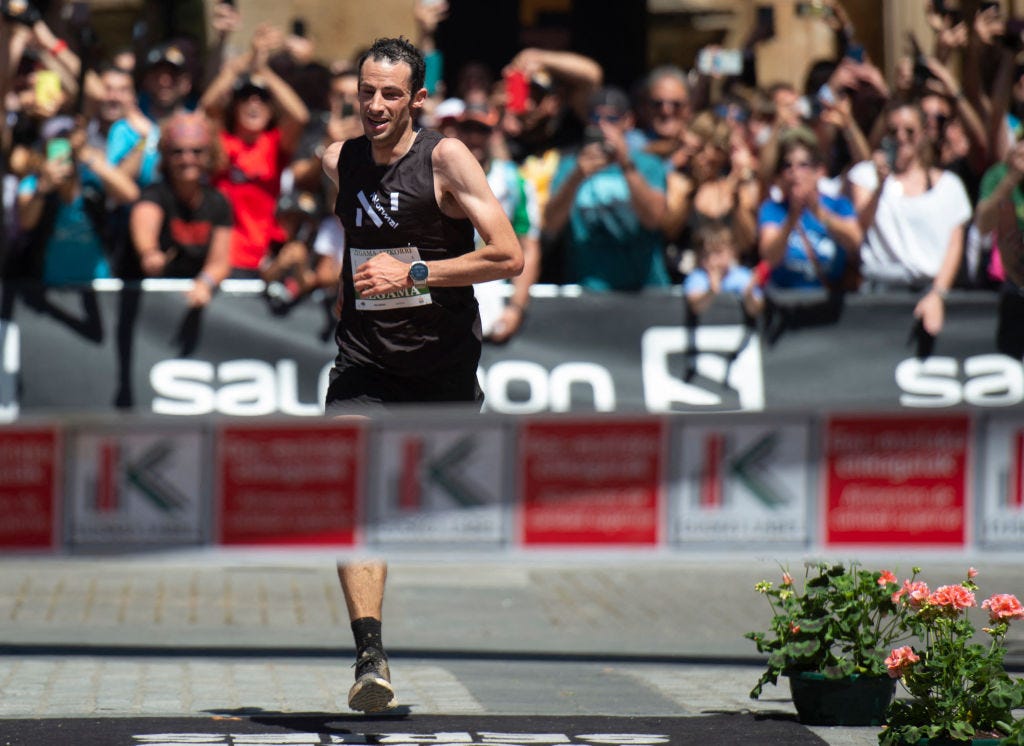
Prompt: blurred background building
<box><xmin>37</xmin><ymin>0</ymin><xmax>1024</xmax><ymax>96</ymax></box>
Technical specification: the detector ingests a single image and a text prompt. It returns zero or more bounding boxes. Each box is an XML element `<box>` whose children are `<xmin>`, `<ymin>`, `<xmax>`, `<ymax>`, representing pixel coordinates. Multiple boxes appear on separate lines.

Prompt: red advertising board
<box><xmin>218</xmin><ymin>423</ymin><xmax>364</xmax><ymax>545</ymax></box>
<box><xmin>824</xmin><ymin>415</ymin><xmax>969</xmax><ymax>546</ymax></box>
<box><xmin>0</xmin><ymin>427</ymin><xmax>59</xmax><ymax>549</ymax></box>
<box><xmin>518</xmin><ymin>419</ymin><xmax>665</xmax><ymax>545</ymax></box>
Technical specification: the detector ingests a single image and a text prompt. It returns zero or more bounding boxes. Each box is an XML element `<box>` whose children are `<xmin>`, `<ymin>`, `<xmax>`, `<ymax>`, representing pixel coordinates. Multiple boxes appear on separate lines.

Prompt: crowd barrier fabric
<box><xmin>1</xmin><ymin>282</ymin><xmax>1020</xmax><ymax>417</ymax></box>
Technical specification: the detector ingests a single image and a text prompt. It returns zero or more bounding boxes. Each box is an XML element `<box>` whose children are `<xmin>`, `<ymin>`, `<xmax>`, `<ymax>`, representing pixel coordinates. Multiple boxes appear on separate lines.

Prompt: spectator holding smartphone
<box><xmin>848</xmin><ymin>99</ymin><xmax>972</xmax><ymax>335</ymax></box>
<box><xmin>14</xmin><ymin>117</ymin><xmax>139</xmax><ymax>285</ymax></box>
<box><xmin>544</xmin><ymin>86</ymin><xmax>668</xmax><ymax>291</ymax></box>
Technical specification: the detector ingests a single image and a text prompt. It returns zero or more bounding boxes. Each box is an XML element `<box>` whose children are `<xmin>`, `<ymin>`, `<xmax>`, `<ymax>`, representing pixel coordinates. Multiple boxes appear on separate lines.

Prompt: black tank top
<box><xmin>333</xmin><ymin>129</ymin><xmax>480</xmax><ymax>376</ymax></box>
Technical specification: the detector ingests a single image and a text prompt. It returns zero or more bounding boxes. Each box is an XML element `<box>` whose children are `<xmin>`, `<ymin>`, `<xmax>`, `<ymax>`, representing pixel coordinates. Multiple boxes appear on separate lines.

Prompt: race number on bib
<box><xmin>351</xmin><ymin>246</ymin><xmax>432</xmax><ymax>311</ymax></box>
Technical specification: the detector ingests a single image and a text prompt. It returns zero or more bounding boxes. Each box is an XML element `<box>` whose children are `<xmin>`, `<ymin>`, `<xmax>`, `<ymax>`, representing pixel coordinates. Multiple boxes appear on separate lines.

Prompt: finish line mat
<box><xmin>0</xmin><ymin>713</ymin><xmax>828</xmax><ymax>745</ymax></box>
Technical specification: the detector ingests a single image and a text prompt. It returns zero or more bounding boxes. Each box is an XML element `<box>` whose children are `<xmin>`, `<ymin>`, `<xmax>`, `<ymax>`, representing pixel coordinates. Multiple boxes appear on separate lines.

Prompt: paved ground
<box><xmin>1</xmin><ymin>550</ymin><xmax>1022</xmax><ymax>745</ymax></box>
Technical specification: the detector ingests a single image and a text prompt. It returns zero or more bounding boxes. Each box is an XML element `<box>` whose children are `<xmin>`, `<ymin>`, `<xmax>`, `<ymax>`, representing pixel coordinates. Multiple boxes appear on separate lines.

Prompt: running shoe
<box><xmin>347</xmin><ymin>647</ymin><xmax>397</xmax><ymax>712</ymax></box>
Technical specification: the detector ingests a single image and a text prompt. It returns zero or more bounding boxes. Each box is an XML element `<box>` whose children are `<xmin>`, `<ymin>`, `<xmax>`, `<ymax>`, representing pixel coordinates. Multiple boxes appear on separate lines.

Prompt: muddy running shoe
<box><xmin>347</xmin><ymin>647</ymin><xmax>397</xmax><ymax>712</ymax></box>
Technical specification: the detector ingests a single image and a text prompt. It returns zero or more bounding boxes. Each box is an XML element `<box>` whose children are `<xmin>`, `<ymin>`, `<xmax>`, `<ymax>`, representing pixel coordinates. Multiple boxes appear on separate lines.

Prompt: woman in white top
<box><xmin>848</xmin><ymin>99</ymin><xmax>972</xmax><ymax>336</ymax></box>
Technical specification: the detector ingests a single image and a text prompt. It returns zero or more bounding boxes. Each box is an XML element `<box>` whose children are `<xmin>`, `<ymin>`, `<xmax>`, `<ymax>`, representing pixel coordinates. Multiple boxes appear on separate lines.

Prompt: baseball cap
<box><xmin>232</xmin><ymin>74</ymin><xmax>271</xmax><ymax>100</ymax></box>
<box><xmin>458</xmin><ymin>102</ymin><xmax>499</xmax><ymax>129</ymax></box>
<box><xmin>144</xmin><ymin>43</ymin><xmax>187</xmax><ymax>71</ymax></box>
<box><xmin>587</xmin><ymin>86</ymin><xmax>631</xmax><ymax>116</ymax></box>
<box><xmin>433</xmin><ymin>97</ymin><xmax>466</xmax><ymax>123</ymax></box>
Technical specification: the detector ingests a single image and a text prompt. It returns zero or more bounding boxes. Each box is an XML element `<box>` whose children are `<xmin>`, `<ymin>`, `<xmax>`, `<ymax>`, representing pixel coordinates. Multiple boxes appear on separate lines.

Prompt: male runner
<box><xmin>321</xmin><ymin>36</ymin><xmax>522</xmax><ymax>713</ymax></box>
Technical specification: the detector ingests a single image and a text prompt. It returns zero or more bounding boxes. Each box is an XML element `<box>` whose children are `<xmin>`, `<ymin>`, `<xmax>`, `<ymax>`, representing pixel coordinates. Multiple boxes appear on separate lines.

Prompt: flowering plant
<box><xmin>746</xmin><ymin>562</ymin><xmax>912</xmax><ymax>698</ymax></box>
<box><xmin>880</xmin><ymin>568</ymin><xmax>1024</xmax><ymax>745</ymax></box>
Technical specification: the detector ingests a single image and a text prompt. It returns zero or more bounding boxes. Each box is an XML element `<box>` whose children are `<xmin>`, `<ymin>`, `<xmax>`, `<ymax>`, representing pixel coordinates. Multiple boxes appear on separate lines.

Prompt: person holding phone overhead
<box><xmin>847</xmin><ymin>99</ymin><xmax>972</xmax><ymax>336</ymax></box>
<box><xmin>14</xmin><ymin>117</ymin><xmax>139</xmax><ymax>285</ymax></box>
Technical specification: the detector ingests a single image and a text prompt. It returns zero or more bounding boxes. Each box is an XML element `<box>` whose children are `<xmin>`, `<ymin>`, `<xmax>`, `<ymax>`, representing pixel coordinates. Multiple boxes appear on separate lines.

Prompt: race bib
<box><xmin>350</xmin><ymin>246</ymin><xmax>432</xmax><ymax>311</ymax></box>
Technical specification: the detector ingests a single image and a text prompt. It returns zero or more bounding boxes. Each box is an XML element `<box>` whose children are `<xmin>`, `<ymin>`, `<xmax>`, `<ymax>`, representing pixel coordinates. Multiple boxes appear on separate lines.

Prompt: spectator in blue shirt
<box><xmin>544</xmin><ymin>86</ymin><xmax>669</xmax><ymax>291</ymax></box>
<box><xmin>684</xmin><ymin>220</ymin><xmax>763</xmax><ymax>317</ymax></box>
<box><xmin>757</xmin><ymin>131</ymin><xmax>862</xmax><ymax>292</ymax></box>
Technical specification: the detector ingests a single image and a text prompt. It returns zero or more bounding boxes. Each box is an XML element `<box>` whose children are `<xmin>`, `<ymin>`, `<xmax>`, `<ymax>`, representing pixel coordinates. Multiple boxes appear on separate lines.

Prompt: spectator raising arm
<box><xmin>975</xmin><ymin>141</ymin><xmax>1024</xmax><ymax>236</ymax></box>
<box><xmin>504</xmin><ymin>48</ymin><xmax>602</xmax><ymax>122</ymax></box>
<box><xmin>200</xmin><ymin>23</ymin><xmax>310</xmax><ymax>150</ymax></box>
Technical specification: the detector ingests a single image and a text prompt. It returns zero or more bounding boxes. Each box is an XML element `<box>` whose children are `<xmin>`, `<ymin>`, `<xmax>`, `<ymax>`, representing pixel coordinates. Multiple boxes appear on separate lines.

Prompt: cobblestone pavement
<box><xmin>2</xmin><ymin>552</ymin><xmax>1022</xmax><ymax>746</ymax></box>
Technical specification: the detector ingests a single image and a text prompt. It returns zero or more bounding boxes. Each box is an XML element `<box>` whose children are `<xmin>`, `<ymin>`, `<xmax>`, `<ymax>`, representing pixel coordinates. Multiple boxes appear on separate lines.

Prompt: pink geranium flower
<box><xmin>885</xmin><ymin>645</ymin><xmax>920</xmax><ymax>678</ymax></box>
<box><xmin>928</xmin><ymin>584</ymin><xmax>977</xmax><ymax>612</ymax></box>
<box><xmin>893</xmin><ymin>580</ymin><xmax>930</xmax><ymax>608</ymax></box>
<box><xmin>878</xmin><ymin>570</ymin><xmax>898</xmax><ymax>586</ymax></box>
<box><xmin>968</xmin><ymin>567</ymin><xmax>979</xmax><ymax>579</ymax></box>
<box><xmin>982</xmin><ymin>593</ymin><xmax>1024</xmax><ymax>623</ymax></box>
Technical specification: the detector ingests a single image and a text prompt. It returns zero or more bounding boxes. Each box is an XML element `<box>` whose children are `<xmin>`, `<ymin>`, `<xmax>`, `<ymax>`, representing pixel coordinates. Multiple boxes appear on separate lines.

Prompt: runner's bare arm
<box><xmin>322</xmin><ymin>141</ymin><xmax>343</xmax><ymax>190</ymax></box>
<box><xmin>426</xmin><ymin>136</ymin><xmax>524</xmax><ymax>286</ymax></box>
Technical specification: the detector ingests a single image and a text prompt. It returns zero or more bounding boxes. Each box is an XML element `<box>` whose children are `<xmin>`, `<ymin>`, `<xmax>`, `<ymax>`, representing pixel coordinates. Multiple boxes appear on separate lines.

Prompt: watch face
<box><xmin>410</xmin><ymin>262</ymin><xmax>429</xmax><ymax>282</ymax></box>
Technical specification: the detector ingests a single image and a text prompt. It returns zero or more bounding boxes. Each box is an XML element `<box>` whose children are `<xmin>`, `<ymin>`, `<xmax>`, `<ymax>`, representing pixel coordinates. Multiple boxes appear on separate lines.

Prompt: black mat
<box><xmin>0</xmin><ymin>713</ymin><xmax>828</xmax><ymax>745</ymax></box>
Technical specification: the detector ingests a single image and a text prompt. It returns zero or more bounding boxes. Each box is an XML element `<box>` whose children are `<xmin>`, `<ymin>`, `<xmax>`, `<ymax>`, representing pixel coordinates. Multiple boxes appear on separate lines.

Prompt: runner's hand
<box><xmin>354</xmin><ymin>252</ymin><xmax>416</xmax><ymax>297</ymax></box>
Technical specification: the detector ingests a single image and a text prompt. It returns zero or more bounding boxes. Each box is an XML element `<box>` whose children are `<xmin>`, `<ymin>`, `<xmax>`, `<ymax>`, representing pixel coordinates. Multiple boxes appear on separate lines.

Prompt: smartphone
<box><xmin>340</xmin><ymin>101</ymin><xmax>355</xmax><ymax>117</ymax></box>
<box><xmin>755</xmin><ymin>5</ymin><xmax>776</xmax><ymax>40</ymax></box>
<box><xmin>817</xmin><ymin>83</ymin><xmax>836</xmax><ymax>107</ymax></box>
<box><xmin>34</xmin><ymin>70</ymin><xmax>61</xmax><ymax>110</ymax></box>
<box><xmin>881</xmin><ymin>136</ymin><xmax>898</xmax><ymax>170</ymax></box>
<box><xmin>583</xmin><ymin>124</ymin><xmax>605</xmax><ymax>146</ymax></box>
<box><xmin>46</xmin><ymin>137</ymin><xmax>72</xmax><ymax>163</ymax></box>
<box><xmin>504</xmin><ymin>69</ymin><xmax>529</xmax><ymax>115</ymax></box>
<box><xmin>291</xmin><ymin>17</ymin><xmax>307</xmax><ymax>37</ymax></box>
<box><xmin>845</xmin><ymin>42</ymin><xmax>866</xmax><ymax>63</ymax></box>
<box><xmin>697</xmin><ymin>48</ymin><xmax>744</xmax><ymax>77</ymax></box>
<box><xmin>795</xmin><ymin>1</ymin><xmax>833</xmax><ymax>19</ymax></box>
<box><xmin>582</xmin><ymin>124</ymin><xmax>615</xmax><ymax>159</ymax></box>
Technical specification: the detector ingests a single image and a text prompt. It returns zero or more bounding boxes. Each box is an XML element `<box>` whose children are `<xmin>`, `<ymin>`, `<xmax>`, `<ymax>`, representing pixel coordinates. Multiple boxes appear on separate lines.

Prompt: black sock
<box><xmin>351</xmin><ymin>617</ymin><xmax>383</xmax><ymax>654</ymax></box>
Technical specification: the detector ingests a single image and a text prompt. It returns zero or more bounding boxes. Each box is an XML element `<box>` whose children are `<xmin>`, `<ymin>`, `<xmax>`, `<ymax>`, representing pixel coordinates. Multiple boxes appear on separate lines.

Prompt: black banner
<box><xmin>1</xmin><ymin>282</ymin><xmax>1018</xmax><ymax>417</ymax></box>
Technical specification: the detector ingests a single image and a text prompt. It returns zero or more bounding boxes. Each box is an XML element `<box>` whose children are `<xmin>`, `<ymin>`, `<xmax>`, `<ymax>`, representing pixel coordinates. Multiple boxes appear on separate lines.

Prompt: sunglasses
<box><xmin>650</xmin><ymin>98</ymin><xmax>686</xmax><ymax>112</ymax></box>
<box><xmin>170</xmin><ymin>147</ymin><xmax>206</xmax><ymax>157</ymax></box>
<box><xmin>590</xmin><ymin>112</ymin><xmax>624</xmax><ymax>124</ymax></box>
<box><xmin>887</xmin><ymin>126</ymin><xmax>919</xmax><ymax>138</ymax></box>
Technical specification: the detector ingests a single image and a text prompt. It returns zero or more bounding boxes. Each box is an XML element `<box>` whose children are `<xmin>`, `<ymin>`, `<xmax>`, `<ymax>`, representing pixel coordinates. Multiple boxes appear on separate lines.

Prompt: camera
<box><xmin>583</xmin><ymin>125</ymin><xmax>616</xmax><ymax>159</ymax></box>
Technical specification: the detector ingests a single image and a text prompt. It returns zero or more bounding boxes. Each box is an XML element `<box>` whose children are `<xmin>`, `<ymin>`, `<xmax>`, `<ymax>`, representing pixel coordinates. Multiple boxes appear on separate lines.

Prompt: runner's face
<box><xmin>357</xmin><ymin>58</ymin><xmax>423</xmax><ymax>148</ymax></box>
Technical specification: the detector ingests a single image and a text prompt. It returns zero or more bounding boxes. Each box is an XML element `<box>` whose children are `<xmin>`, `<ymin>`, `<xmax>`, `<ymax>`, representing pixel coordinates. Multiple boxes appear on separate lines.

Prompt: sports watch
<box><xmin>408</xmin><ymin>260</ymin><xmax>429</xmax><ymax>290</ymax></box>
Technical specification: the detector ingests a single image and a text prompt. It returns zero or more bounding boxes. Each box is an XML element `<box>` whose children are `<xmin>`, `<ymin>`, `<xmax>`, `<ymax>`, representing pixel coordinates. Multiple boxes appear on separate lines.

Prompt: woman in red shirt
<box><xmin>199</xmin><ymin>23</ymin><xmax>309</xmax><ymax>277</ymax></box>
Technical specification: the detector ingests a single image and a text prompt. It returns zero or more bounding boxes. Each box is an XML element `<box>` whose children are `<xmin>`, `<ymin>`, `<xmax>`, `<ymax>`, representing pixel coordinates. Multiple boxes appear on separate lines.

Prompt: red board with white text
<box><xmin>824</xmin><ymin>415</ymin><xmax>969</xmax><ymax>546</ymax></box>
<box><xmin>218</xmin><ymin>423</ymin><xmax>364</xmax><ymax>545</ymax></box>
<box><xmin>0</xmin><ymin>427</ymin><xmax>59</xmax><ymax>549</ymax></box>
<box><xmin>518</xmin><ymin>419</ymin><xmax>665</xmax><ymax>545</ymax></box>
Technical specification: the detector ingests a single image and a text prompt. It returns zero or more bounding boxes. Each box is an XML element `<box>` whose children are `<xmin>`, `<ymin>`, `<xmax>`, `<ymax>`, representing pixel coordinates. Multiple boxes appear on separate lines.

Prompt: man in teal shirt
<box><xmin>544</xmin><ymin>86</ymin><xmax>669</xmax><ymax>291</ymax></box>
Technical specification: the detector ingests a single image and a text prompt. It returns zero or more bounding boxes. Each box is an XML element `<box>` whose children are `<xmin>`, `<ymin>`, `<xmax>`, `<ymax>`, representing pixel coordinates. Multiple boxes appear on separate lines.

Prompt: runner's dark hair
<box><xmin>357</xmin><ymin>36</ymin><xmax>426</xmax><ymax>94</ymax></box>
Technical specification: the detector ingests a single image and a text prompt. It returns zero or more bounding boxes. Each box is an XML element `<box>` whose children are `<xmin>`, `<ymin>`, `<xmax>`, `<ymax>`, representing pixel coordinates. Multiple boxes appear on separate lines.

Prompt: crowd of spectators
<box><xmin>2</xmin><ymin>0</ymin><xmax>1024</xmax><ymax>350</ymax></box>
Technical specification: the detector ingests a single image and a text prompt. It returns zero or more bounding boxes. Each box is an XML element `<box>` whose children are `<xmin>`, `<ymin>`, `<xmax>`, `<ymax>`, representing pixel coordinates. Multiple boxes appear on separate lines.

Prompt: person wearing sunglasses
<box><xmin>848</xmin><ymin>99</ymin><xmax>972</xmax><ymax>336</ymax></box>
<box><xmin>130</xmin><ymin>111</ymin><xmax>231</xmax><ymax>308</ymax></box>
<box><xmin>758</xmin><ymin>130</ymin><xmax>861</xmax><ymax>292</ymax></box>
<box><xmin>545</xmin><ymin>86</ymin><xmax>669</xmax><ymax>291</ymax></box>
<box><xmin>627</xmin><ymin>65</ymin><xmax>691</xmax><ymax>165</ymax></box>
